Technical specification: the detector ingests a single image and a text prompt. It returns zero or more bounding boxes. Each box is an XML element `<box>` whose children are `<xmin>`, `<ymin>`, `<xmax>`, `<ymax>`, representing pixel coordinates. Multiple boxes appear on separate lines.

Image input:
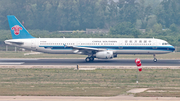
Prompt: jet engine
<box><xmin>96</xmin><ymin>51</ymin><xmax>113</xmax><ymax>59</ymax></box>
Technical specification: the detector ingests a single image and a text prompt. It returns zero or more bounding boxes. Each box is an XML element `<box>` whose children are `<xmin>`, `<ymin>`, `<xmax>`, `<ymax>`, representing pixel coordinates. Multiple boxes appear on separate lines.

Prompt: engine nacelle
<box><xmin>96</xmin><ymin>51</ymin><xmax>113</xmax><ymax>59</ymax></box>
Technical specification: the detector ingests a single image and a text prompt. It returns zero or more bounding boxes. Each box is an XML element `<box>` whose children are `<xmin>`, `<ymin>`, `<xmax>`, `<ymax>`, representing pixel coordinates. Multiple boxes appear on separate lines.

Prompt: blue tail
<box><xmin>7</xmin><ymin>15</ymin><xmax>34</xmax><ymax>39</ymax></box>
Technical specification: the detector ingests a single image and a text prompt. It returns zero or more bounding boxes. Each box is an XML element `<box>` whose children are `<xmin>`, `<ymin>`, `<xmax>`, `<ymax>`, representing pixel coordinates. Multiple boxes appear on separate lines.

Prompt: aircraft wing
<box><xmin>66</xmin><ymin>45</ymin><xmax>106</xmax><ymax>55</ymax></box>
<box><xmin>71</xmin><ymin>46</ymin><xmax>105</xmax><ymax>51</ymax></box>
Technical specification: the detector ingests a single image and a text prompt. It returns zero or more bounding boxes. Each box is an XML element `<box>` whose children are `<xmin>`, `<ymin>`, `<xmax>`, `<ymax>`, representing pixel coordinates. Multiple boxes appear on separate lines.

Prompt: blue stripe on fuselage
<box><xmin>39</xmin><ymin>46</ymin><xmax>175</xmax><ymax>52</ymax></box>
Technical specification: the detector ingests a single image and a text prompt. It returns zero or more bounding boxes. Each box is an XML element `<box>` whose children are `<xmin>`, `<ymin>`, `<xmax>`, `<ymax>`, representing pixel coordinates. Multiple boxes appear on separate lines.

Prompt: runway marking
<box><xmin>0</xmin><ymin>59</ymin><xmax>39</xmax><ymax>60</ymax></box>
<box><xmin>0</xmin><ymin>62</ymin><xmax>24</xmax><ymax>65</ymax></box>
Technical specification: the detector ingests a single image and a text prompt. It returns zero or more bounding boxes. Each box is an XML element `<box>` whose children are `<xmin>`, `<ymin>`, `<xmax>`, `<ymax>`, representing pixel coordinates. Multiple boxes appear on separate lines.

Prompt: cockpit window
<box><xmin>162</xmin><ymin>43</ymin><xmax>170</xmax><ymax>45</ymax></box>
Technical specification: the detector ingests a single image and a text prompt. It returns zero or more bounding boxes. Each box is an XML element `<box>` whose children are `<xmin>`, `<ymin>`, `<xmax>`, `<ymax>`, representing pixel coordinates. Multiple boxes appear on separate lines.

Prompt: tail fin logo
<box><xmin>11</xmin><ymin>25</ymin><xmax>22</xmax><ymax>35</ymax></box>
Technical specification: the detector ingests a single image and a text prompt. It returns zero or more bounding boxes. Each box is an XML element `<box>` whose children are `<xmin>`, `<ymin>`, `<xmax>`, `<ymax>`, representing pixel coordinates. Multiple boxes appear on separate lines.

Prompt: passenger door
<box><xmin>118</xmin><ymin>40</ymin><xmax>123</xmax><ymax>49</ymax></box>
<box><xmin>153</xmin><ymin>40</ymin><xmax>157</xmax><ymax>49</ymax></box>
<box><xmin>31</xmin><ymin>39</ymin><xmax>36</xmax><ymax>51</ymax></box>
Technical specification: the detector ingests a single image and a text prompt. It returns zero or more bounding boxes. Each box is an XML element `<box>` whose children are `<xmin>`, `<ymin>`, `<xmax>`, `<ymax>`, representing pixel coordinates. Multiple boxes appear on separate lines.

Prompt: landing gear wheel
<box><xmin>85</xmin><ymin>57</ymin><xmax>90</xmax><ymax>62</ymax></box>
<box><xmin>89</xmin><ymin>57</ymin><xmax>94</xmax><ymax>62</ymax></box>
<box><xmin>85</xmin><ymin>57</ymin><xmax>94</xmax><ymax>62</ymax></box>
<box><xmin>153</xmin><ymin>54</ymin><xmax>157</xmax><ymax>62</ymax></box>
<box><xmin>153</xmin><ymin>58</ymin><xmax>157</xmax><ymax>62</ymax></box>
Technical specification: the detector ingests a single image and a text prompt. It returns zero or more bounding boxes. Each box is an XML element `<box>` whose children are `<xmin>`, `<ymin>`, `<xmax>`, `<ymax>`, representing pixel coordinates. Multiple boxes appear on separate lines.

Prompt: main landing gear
<box><xmin>85</xmin><ymin>56</ymin><xmax>94</xmax><ymax>62</ymax></box>
<box><xmin>153</xmin><ymin>54</ymin><xmax>157</xmax><ymax>62</ymax></box>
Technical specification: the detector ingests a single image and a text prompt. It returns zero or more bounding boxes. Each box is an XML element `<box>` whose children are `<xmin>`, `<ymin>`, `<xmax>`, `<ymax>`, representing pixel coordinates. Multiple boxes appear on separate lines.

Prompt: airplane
<box><xmin>4</xmin><ymin>15</ymin><xmax>175</xmax><ymax>62</ymax></box>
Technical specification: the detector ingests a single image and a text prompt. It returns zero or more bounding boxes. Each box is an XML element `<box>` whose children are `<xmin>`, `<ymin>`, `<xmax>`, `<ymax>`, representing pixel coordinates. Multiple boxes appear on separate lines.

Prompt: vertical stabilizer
<box><xmin>7</xmin><ymin>15</ymin><xmax>34</xmax><ymax>39</ymax></box>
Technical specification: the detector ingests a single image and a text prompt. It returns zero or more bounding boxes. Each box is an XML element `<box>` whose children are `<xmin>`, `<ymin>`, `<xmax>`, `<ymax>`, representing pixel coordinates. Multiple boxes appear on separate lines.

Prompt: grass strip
<box><xmin>0</xmin><ymin>68</ymin><xmax>180</xmax><ymax>96</ymax></box>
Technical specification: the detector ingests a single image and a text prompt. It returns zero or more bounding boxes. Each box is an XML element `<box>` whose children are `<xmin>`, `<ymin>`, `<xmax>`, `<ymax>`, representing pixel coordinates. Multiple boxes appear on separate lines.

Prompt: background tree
<box><xmin>137</xmin><ymin>0</ymin><xmax>152</xmax><ymax>29</ymax></box>
<box><xmin>152</xmin><ymin>23</ymin><xmax>163</xmax><ymax>34</ymax></box>
<box><xmin>169</xmin><ymin>23</ymin><xmax>177</xmax><ymax>33</ymax></box>
<box><xmin>117</xmin><ymin>0</ymin><xmax>139</xmax><ymax>24</ymax></box>
<box><xmin>110</xmin><ymin>22</ymin><xmax>140</xmax><ymax>37</ymax></box>
<box><xmin>156</xmin><ymin>0</ymin><xmax>180</xmax><ymax>28</ymax></box>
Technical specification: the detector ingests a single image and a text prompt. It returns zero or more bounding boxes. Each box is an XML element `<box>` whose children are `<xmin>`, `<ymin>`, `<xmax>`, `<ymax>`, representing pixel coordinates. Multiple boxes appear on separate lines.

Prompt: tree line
<box><xmin>0</xmin><ymin>0</ymin><xmax>163</xmax><ymax>31</ymax></box>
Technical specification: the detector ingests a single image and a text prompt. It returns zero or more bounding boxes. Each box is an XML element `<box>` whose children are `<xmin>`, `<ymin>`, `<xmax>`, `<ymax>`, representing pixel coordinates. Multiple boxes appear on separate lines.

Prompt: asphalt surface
<box><xmin>0</xmin><ymin>59</ymin><xmax>179</xmax><ymax>66</ymax></box>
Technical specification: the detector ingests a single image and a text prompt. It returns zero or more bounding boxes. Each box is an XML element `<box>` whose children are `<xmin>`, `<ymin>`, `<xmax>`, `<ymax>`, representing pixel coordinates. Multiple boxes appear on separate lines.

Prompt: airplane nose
<box><xmin>172</xmin><ymin>46</ymin><xmax>175</xmax><ymax>52</ymax></box>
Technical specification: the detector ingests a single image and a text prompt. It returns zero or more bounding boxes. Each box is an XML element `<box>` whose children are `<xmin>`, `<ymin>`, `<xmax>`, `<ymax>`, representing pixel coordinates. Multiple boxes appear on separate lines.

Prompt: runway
<box><xmin>0</xmin><ymin>59</ymin><xmax>179</xmax><ymax>66</ymax></box>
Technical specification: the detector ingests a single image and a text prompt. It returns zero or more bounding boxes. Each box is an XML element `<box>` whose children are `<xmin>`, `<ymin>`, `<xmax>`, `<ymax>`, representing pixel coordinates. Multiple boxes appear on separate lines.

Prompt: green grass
<box><xmin>0</xmin><ymin>51</ymin><xmax>180</xmax><ymax>59</ymax></box>
<box><xmin>0</xmin><ymin>68</ymin><xmax>180</xmax><ymax>96</ymax></box>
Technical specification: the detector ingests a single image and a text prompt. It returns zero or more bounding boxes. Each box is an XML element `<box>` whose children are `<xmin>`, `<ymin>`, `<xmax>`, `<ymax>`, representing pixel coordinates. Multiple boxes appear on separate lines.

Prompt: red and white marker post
<box><xmin>135</xmin><ymin>58</ymin><xmax>142</xmax><ymax>84</ymax></box>
<box><xmin>135</xmin><ymin>58</ymin><xmax>142</xmax><ymax>72</ymax></box>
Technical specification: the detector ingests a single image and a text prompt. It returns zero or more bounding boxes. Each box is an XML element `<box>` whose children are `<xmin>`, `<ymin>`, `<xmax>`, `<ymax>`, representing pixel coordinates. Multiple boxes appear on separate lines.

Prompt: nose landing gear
<box><xmin>153</xmin><ymin>58</ymin><xmax>157</xmax><ymax>62</ymax></box>
<box><xmin>153</xmin><ymin>54</ymin><xmax>157</xmax><ymax>62</ymax></box>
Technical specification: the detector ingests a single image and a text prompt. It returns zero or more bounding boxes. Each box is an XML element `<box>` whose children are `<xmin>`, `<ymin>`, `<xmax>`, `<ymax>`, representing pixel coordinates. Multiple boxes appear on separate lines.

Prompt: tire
<box><xmin>153</xmin><ymin>58</ymin><xmax>157</xmax><ymax>62</ymax></box>
<box><xmin>89</xmin><ymin>57</ymin><xmax>94</xmax><ymax>62</ymax></box>
<box><xmin>85</xmin><ymin>57</ymin><xmax>90</xmax><ymax>62</ymax></box>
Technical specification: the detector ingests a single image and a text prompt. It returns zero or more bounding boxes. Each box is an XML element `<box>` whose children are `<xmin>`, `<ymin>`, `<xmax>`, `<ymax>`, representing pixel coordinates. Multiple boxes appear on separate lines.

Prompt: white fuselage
<box><xmin>5</xmin><ymin>38</ymin><xmax>175</xmax><ymax>55</ymax></box>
